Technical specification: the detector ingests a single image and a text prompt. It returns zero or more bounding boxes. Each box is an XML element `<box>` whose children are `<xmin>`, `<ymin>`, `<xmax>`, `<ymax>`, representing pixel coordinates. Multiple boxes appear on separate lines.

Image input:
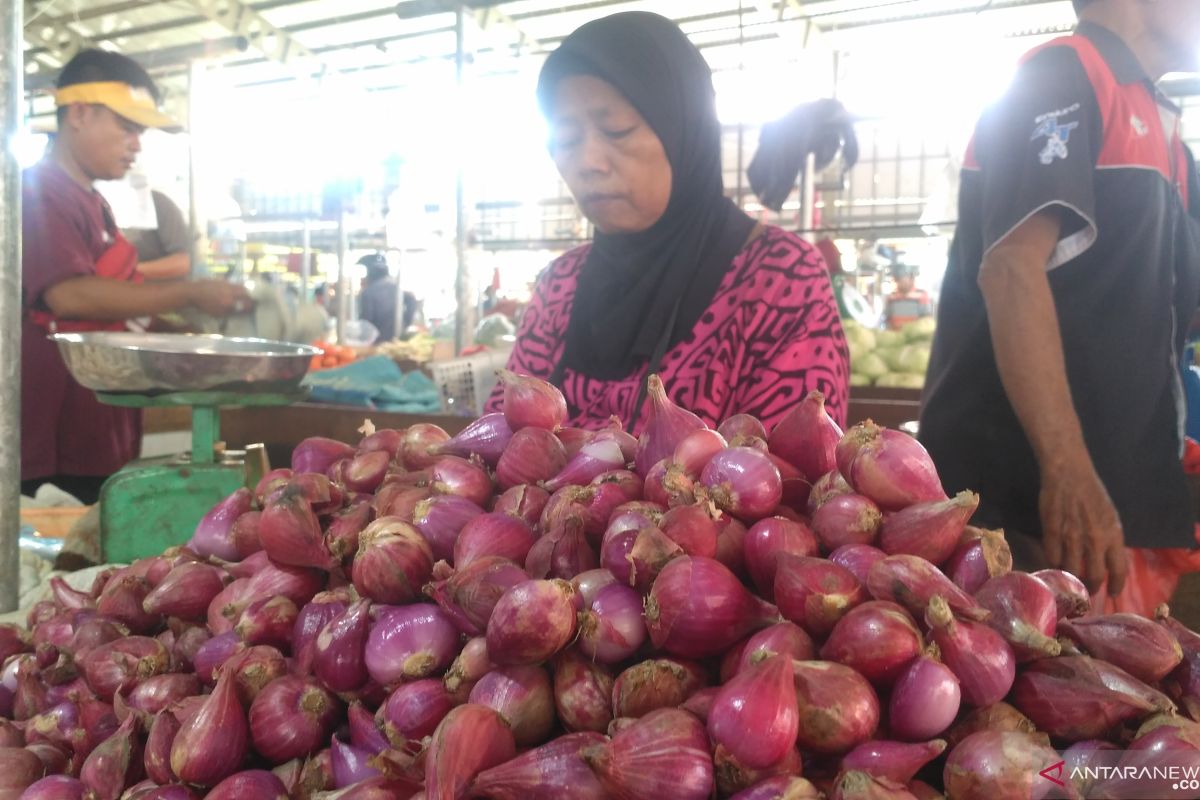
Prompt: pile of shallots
<box><xmin>0</xmin><ymin>368</ymin><xmax>1197</xmax><ymax>800</ymax></box>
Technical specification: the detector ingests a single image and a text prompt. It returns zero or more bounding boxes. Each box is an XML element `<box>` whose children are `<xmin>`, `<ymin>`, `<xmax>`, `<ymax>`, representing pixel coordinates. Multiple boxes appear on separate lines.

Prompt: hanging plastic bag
<box><xmin>1092</xmin><ymin>439</ymin><xmax>1200</xmax><ymax>615</ymax></box>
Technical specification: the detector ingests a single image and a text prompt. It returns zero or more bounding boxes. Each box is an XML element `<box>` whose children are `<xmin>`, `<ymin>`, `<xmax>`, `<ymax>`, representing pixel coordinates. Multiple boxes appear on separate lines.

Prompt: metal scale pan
<box><xmin>51</xmin><ymin>331</ymin><xmax>321</xmax><ymax>395</ymax></box>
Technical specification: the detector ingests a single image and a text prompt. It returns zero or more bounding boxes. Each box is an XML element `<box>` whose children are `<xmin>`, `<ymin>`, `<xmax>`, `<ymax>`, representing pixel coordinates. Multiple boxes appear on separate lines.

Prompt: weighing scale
<box><xmin>52</xmin><ymin>333</ymin><xmax>321</xmax><ymax>563</ymax></box>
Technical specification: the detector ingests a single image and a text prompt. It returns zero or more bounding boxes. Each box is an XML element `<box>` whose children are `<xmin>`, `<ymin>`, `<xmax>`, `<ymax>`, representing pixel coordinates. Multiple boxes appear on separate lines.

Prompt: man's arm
<box><xmin>979</xmin><ymin>209</ymin><xmax>1126</xmax><ymax>595</ymax></box>
<box><xmin>136</xmin><ymin>252</ymin><xmax>191</xmax><ymax>281</ymax></box>
<box><xmin>44</xmin><ymin>275</ymin><xmax>249</xmax><ymax>321</ymax></box>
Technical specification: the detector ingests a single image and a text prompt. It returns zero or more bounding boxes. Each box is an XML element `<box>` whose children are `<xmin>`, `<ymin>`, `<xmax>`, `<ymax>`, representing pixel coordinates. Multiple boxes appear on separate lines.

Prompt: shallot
<box><xmin>582</xmin><ymin>708</ymin><xmax>715</xmax><ymax>800</ymax></box>
<box><xmin>1058</xmin><ymin>612</ymin><xmax>1183</xmax><ymax>684</ymax></box>
<box><xmin>634</xmin><ymin>375</ymin><xmax>707</xmax><ymax>477</ymax></box>
<box><xmin>644</xmin><ymin>557</ymin><xmax>779</xmax><ymax>659</ymax></box>
<box><xmin>820</xmin><ymin>601</ymin><xmax>922</xmax><ymax>687</ymax></box>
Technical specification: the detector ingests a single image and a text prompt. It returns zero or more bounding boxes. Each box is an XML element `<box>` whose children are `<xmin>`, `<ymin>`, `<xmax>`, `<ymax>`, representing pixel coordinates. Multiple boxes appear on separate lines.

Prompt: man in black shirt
<box><xmin>358</xmin><ymin>253</ymin><xmax>417</xmax><ymax>343</ymax></box>
<box><xmin>920</xmin><ymin>0</ymin><xmax>1200</xmax><ymax>595</ymax></box>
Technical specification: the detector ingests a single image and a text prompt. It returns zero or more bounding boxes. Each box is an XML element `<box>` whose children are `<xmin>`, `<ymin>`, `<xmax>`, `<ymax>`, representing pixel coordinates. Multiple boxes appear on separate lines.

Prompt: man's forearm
<box><xmin>137</xmin><ymin>253</ymin><xmax>190</xmax><ymax>281</ymax></box>
<box><xmin>43</xmin><ymin>275</ymin><xmax>194</xmax><ymax>321</ymax></box>
<box><xmin>979</xmin><ymin>224</ymin><xmax>1089</xmax><ymax>468</ymax></box>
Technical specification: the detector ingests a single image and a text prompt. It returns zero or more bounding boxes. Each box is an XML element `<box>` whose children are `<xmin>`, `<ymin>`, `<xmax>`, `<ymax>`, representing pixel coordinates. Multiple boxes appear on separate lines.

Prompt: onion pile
<box><xmin>2</xmin><ymin>371</ymin><xmax>1197</xmax><ymax>800</ymax></box>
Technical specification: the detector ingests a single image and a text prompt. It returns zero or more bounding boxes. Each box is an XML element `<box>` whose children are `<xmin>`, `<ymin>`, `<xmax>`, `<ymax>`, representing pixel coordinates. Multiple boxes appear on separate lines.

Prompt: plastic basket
<box><xmin>429</xmin><ymin>348</ymin><xmax>513</xmax><ymax>416</ymax></box>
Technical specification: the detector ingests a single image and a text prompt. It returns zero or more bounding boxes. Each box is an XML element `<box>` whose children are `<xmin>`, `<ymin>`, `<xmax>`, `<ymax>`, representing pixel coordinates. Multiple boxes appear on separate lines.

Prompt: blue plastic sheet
<box><xmin>302</xmin><ymin>355</ymin><xmax>442</xmax><ymax>413</ymax></box>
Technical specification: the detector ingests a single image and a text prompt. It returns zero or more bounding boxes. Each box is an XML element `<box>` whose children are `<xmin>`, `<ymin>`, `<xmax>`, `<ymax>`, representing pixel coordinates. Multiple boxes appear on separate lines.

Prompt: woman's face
<box><xmin>549</xmin><ymin>75</ymin><xmax>672</xmax><ymax>234</ymax></box>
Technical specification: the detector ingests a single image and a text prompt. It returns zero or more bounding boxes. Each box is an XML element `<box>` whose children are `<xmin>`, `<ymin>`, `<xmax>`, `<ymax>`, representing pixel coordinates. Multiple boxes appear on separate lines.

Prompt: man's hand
<box><xmin>1040</xmin><ymin>451</ymin><xmax>1127</xmax><ymax>596</ymax></box>
<box><xmin>188</xmin><ymin>280</ymin><xmax>252</xmax><ymax>317</ymax></box>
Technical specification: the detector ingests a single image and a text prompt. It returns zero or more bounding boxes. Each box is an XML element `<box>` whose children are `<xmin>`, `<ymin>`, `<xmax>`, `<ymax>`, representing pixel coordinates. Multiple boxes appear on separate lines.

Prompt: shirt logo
<box><xmin>1031</xmin><ymin>117</ymin><xmax>1079</xmax><ymax>165</ymax></box>
<box><xmin>1131</xmin><ymin>115</ymin><xmax>1149</xmax><ymax>137</ymax></box>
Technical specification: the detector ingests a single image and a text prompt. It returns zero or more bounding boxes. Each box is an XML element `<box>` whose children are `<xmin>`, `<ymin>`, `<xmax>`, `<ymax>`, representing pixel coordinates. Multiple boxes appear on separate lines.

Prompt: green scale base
<box><xmin>95</xmin><ymin>390</ymin><xmax>304</xmax><ymax>563</ymax></box>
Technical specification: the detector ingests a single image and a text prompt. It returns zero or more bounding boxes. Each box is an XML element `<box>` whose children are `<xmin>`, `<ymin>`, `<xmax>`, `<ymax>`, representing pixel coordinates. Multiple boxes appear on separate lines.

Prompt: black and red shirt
<box><xmin>919</xmin><ymin>23</ymin><xmax>1200</xmax><ymax>548</ymax></box>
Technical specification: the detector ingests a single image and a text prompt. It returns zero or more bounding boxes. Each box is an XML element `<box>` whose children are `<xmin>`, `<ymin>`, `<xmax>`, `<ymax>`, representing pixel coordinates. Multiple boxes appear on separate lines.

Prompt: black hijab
<box><xmin>538</xmin><ymin>12</ymin><xmax>755</xmax><ymax>383</ymax></box>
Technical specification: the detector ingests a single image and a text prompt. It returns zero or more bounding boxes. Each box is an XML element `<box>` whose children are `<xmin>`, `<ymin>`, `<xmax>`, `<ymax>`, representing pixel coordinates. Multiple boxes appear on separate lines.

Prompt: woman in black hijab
<box><xmin>488</xmin><ymin>12</ymin><xmax>848</xmax><ymax>432</ymax></box>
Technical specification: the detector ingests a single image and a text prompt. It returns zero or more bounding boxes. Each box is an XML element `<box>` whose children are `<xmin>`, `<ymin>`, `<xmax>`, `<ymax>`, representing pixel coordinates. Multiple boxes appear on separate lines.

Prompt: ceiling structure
<box><xmin>24</xmin><ymin>0</ymin><xmax>1079</xmax><ymax>95</ymax></box>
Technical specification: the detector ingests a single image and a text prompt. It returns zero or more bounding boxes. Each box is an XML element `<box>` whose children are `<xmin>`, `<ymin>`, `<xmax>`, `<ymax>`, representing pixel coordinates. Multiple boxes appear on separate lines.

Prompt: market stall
<box><xmin>7</xmin><ymin>1</ymin><xmax>1200</xmax><ymax>798</ymax></box>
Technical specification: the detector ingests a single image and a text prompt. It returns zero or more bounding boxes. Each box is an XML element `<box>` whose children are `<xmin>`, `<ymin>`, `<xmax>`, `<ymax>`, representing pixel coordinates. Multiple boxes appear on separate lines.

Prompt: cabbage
<box><xmin>876</xmin><ymin>329</ymin><xmax>905</xmax><ymax>349</ymax></box>
<box><xmin>895</xmin><ymin>344</ymin><xmax>931</xmax><ymax>376</ymax></box>
<box><xmin>856</xmin><ymin>353</ymin><xmax>890</xmax><ymax>380</ymax></box>
<box><xmin>850</xmin><ymin>372</ymin><xmax>873</xmax><ymax>387</ymax></box>
<box><xmin>844</xmin><ymin>323</ymin><xmax>876</xmax><ymax>354</ymax></box>
<box><xmin>879</xmin><ymin>346</ymin><xmax>906</xmax><ymax>372</ymax></box>
<box><xmin>902</xmin><ymin>316</ymin><xmax>937</xmax><ymax>342</ymax></box>
<box><xmin>876</xmin><ymin>372</ymin><xmax>925</xmax><ymax>389</ymax></box>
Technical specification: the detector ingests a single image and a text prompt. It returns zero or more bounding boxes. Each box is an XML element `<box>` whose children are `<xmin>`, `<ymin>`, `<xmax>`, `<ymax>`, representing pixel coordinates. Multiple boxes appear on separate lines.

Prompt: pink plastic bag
<box><xmin>1092</xmin><ymin>525</ymin><xmax>1200</xmax><ymax>616</ymax></box>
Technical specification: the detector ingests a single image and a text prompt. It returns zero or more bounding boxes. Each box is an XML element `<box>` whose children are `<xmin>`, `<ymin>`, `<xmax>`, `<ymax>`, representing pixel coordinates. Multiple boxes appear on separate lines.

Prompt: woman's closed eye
<box><xmin>603</xmin><ymin>125</ymin><xmax>637</xmax><ymax>140</ymax></box>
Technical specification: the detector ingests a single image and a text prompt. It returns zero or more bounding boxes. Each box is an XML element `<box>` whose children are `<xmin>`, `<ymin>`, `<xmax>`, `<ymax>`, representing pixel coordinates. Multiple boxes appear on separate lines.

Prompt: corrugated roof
<box><xmin>25</xmin><ymin>0</ymin><xmax>1077</xmax><ymax>89</ymax></box>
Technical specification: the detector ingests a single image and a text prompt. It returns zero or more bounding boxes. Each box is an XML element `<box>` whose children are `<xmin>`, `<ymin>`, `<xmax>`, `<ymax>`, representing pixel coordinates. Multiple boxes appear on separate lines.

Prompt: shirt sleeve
<box><xmin>22</xmin><ymin>176</ymin><xmax>97</xmax><ymax>310</ymax></box>
<box><xmin>732</xmin><ymin>237</ymin><xmax>851</xmax><ymax>429</ymax></box>
<box><xmin>151</xmin><ymin>192</ymin><xmax>191</xmax><ymax>256</ymax></box>
<box><xmin>975</xmin><ymin>45</ymin><xmax>1102</xmax><ymax>269</ymax></box>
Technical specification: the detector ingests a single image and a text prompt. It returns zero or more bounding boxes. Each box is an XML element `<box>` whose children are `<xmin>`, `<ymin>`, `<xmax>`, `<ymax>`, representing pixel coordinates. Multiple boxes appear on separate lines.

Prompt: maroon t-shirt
<box><xmin>487</xmin><ymin>225</ymin><xmax>849</xmax><ymax>432</ymax></box>
<box><xmin>21</xmin><ymin>160</ymin><xmax>141</xmax><ymax>481</ymax></box>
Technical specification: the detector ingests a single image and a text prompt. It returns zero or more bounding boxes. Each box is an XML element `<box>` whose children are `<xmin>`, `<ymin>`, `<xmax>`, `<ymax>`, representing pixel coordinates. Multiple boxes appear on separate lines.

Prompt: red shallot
<box><xmin>775</xmin><ymin>554</ymin><xmax>867</xmax><ymax>638</ymax></box>
<box><xmin>578</xmin><ymin>584</ymin><xmax>647</xmax><ymax>664</ymax></box>
<box><xmin>743</xmin><ymin>518</ymin><xmax>820</xmax><ymax>600</ymax></box>
<box><xmin>552</xmin><ymin>649</ymin><xmax>614</xmax><ymax>734</ymax></box>
<box><xmin>249</xmin><ymin>676</ymin><xmax>340</xmax><ymax>765</ymax></box>
<box><xmin>701</xmin><ymin>447</ymin><xmax>783</xmax><ymax>520</ymax></box>
<box><xmin>378</xmin><ymin>679</ymin><xmax>453</xmax><ymax>744</ymax></box>
<box><xmin>888</xmin><ymin>653</ymin><xmax>961</xmax><ymax>741</ymax></box>
<box><xmin>424</xmin><ymin>704</ymin><xmax>516</xmax><ymax>800</ymax></box>
<box><xmin>813</xmin><ymin>494</ymin><xmax>882</xmax><ymax>551</ymax></box>
<box><xmin>944</xmin><ymin>527</ymin><xmax>1012</xmax><ymax>594</ymax></box>
<box><xmin>634</xmin><ymin>375</ymin><xmax>707</xmax><ymax>477</ymax></box>
<box><xmin>432</xmin><ymin>412</ymin><xmax>512</xmax><ymax>466</ymax></box>
<box><xmin>1012</xmin><ymin>655</ymin><xmax>1174</xmax><ymax>740</ymax></box>
<box><xmin>878</xmin><ymin>491</ymin><xmax>978</xmax><ymax>566</ymax></box>
<box><xmin>170</xmin><ymin>666</ymin><xmax>247</xmax><ymax>788</ymax></box>
<box><xmin>842</xmin><ymin>739</ymin><xmax>946</xmax><ymax>785</ymax></box>
<box><xmin>644</xmin><ymin>557</ymin><xmax>779</xmax><ymax>659</ymax></box>
<box><xmin>1058</xmin><ymin>612</ymin><xmax>1183</xmax><ymax>684</ymax></box>
<box><xmin>364</xmin><ymin>604</ymin><xmax>459</xmax><ymax>686</ymax></box>
<box><xmin>737</xmin><ymin>621</ymin><xmax>815</xmax><ymax>673</ymax></box>
<box><xmin>410</xmin><ymin>495</ymin><xmax>483</xmax><ymax>563</ymax></box>
<box><xmin>768</xmin><ymin>391</ymin><xmax>843</xmax><ymax>483</ymax></box>
<box><xmin>839</xmin><ymin>423</ymin><xmax>945</xmax><ymax>511</ymax></box>
<box><xmin>496</xmin><ymin>428</ymin><xmax>567</xmax><ymax>491</ymax></box>
<box><xmin>188</xmin><ymin>488</ymin><xmax>252</xmax><ymax>562</ymax></box>
<box><xmin>867</xmin><ymin>555</ymin><xmax>989</xmax><ymax>621</ymax></box>
<box><xmin>709</xmin><ymin>655</ymin><xmax>798</xmax><ymax>769</ymax></box>
<box><xmin>612</xmin><ymin>657</ymin><xmax>707</xmax><ymax>719</ymax></box>
<box><xmin>468</xmin><ymin>665</ymin><xmax>555</xmax><ymax>747</ymax></box>
<box><xmin>485</xmin><ymin>580</ymin><xmax>577</xmax><ymax>666</ymax></box>
<box><xmin>792</xmin><ymin>661</ymin><xmax>880</xmax><ymax>754</ymax></box>
<box><xmin>925</xmin><ymin>595</ymin><xmax>1014</xmax><ymax>707</ymax></box>
<box><xmin>1032</xmin><ymin>568</ymin><xmax>1091</xmax><ymax>619</ymax></box>
<box><xmin>820</xmin><ymin>601</ymin><xmax>923</xmax><ymax>687</ymax></box>
<box><xmin>314</xmin><ymin>600</ymin><xmax>372</xmax><ymax>693</ymax></box>
<box><xmin>582</xmin><ymin>708</ymin><xmax>715</xmax><ymax>800</ymax></box>
<box><xmin>943</xmin><ymin>731</ymin><xmax>1060</xmax><ymax>800</ymax></box>
<box><xmin>351</xmin><ymin>519</ymin><xmax>434</xmax><ymax>605</ymax></box>
<box><xmin>974</xmin><ymin>572</ymin><xmax>1062</xmax><ymax>662</ymax></box>
<box><xmin>469</xmin><ymin>731</ymin><xmax>608</xmax><ymax>800</ymax></box>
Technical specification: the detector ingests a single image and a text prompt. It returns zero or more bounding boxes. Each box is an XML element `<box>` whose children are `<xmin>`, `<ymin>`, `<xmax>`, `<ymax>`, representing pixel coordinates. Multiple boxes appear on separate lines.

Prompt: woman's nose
<box><xmin>576</xmin><ymin>130</ymin><xmax>611</xmax><ymax>175</ymax></box>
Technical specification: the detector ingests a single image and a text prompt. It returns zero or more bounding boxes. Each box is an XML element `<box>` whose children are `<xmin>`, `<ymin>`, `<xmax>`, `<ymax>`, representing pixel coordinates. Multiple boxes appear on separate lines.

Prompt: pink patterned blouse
<box><xmin>486</xmin><ymin>225</ymin><xmax>849</xmax><ymax>433</ymax></box>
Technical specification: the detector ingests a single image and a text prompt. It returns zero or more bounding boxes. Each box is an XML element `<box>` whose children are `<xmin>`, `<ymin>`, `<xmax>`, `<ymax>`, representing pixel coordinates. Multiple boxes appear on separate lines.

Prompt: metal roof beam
<box><xmin>470</xmin><ymin>4</ymin><xmax>541</xmax><ymax>52</ymax></box>
<box><xmin>186</xmin><ymin>0</ymin><xmax>317</xmax><ymax>66</ymax></box>
<box><xmin>23</xmin><ymin>0</ymin><xmax>93</xmax><ymax>66</ymax></box>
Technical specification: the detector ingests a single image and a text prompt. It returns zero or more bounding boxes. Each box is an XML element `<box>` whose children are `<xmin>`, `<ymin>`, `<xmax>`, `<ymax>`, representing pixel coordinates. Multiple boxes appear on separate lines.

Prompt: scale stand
<box><xmin>94</xmin><ymin>390</ymin><xmax>305</xmax><ymax>564</ymax></box>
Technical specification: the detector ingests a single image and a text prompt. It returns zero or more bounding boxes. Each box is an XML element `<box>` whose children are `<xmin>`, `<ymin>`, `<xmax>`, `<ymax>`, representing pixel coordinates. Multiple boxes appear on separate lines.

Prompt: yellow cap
<box><xmin>54</xmin><ymin>81</ymin><xmax>181</xmax><ymax>132</ymax></box>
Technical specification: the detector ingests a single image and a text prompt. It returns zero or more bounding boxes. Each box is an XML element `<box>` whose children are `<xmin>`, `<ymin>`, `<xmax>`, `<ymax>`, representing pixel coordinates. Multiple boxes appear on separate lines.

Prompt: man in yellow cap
<box><xmin>22</xmin><ymin>49</ymin><xmax>250</xmax><ymax>503</ymax></box>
